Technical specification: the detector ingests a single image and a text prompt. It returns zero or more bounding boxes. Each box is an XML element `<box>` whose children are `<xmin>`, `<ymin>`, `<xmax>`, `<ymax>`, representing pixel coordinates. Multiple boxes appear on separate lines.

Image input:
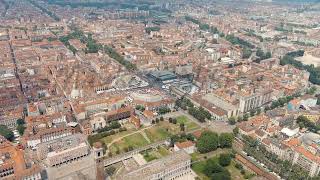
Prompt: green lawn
<box><xmin>145</xmin><ymin>127</ymin><xmax>171</xmax><ymax>142</ymax></box>
<box><xmin>144</xmin><ymin>121</ymin><xmax>179</xmax><ymax>142</ymax></box>
<box><xmin>191</xmin><ymin>152</ymin><xmax>201</xmax><ymax>161</ymax></box>
<box><xmin>192</xmin><ymin>161</ymin><xmax>210</xmax><ymax>180</ymax></box>
<box><xmin>106</xmin><ymin>121</ymin><xmax>188</xmax><ymax>155</ymax></box>
<box><xmin>100</xmin><ymin>129</ymin><xmax>135</xmax><ymax>144</ymax></box>
<box><xmin>227</xmin><ymin>160</ymin><xmax>246</xmax><ymax>180</ymax></box>
<box><xmin>109</xmin><ymin>133</ymin><xmax>149</xmax><ymax>154</ymax></box>
<box><xmin>176</xmin><ymin>115</ymin><xmax>200</xmax><ymax>131</ymax></box>
<box><xmin>143</xmin><ymin>152</ymin><xmax>158</xmax><ymax>162</ymax></box>
<box><xmin>123</xmin><ymin>133</ymin><xmax>149</xmax><ymax>147</ymax></box>
<box><xmin>158</xmin><ymin>146</ymin><xmax>170</xmax><ymax>156</ymax></box>
<box><xmin>142</xmin><ymin>146</ymin><xmax>171</xmax><ymax>162</ymax></box>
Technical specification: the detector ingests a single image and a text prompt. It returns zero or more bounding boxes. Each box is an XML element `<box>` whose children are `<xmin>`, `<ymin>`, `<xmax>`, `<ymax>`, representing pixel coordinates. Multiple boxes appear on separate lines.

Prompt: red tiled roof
<box><xmin>175</xmin><ymin>141</ymin><xmax>194</xmax><ymax>149</ymax></box>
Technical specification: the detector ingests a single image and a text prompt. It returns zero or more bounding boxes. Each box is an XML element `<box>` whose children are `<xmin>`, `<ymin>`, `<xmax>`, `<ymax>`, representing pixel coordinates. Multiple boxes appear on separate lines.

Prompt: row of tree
<box><xmin>185</xmin><ymin>16</ymin><xmax>220</xmax><ymax>34</ymax></box>
<box><xmin>135</xmin><ymin>105</ymin><xmax>145</xmax><ymax>112</ymax></box>
<box><xmin>280</xmin><ymin>50</ymin><xmax>320</xmax><ymax>85</ymax></box>
<box><xmin>242</xmin><ymin>135</ymin><xmax>313</xmax><ymax>180</ymax></box>
<box><xmin>169</xmin><ymin>133</ymin><xmax>195</xmax><ymax>147</ymax></box>
<box><xmin>255</xmin><ymin>48</ymin><xmax>272</xmax><ymax>63</ymax></box>
<box><xmin>157</xmin><ymin>106</ymin><xmax>171</xmax><ymax>115</ymax></box>
<box><xmin>59</xmin><ymin>28</ymin><xmax>137</xmax><ymax>71</ymax></box>
<box><xmin>0</xmin><ymin>125</ymin><xmax>14</xmax><ymax>141</ymax></box>
<box><xmin>188</xmin><ymin>106</ymin><xmax>211</xmax><ymax>122</ymax></box>
<box><xmin>48</xmin><ymin>0</ymin><xmax>151</xmax><ymax>10</ymax></box>
<box><xmin>88</xmin><ymin>126</ymin><xmax>127</xmax><ymax>146</ymax></box>
<box><xmin>245</xmin><ymin>30</ymin><xmax>264</xmax><ymax>42</ymax></box>
<box><xmin>196</xmin><ymin>131</ymin><xmax>234</xmax><ymax>154</ymax></box>
<box><xmin>265</xmin><ymin>93</ymin><xmax>301</xmax><ymax>111</ymax></box>
<box><xmin>103</xmin><ymin>45</ymin><xmax>137</xmax><ymax>70</ymax></box>
<box><xmin>297</xmin><ymin>115</ymin><xmax>320</xmax><ymax>132</ymax></box>
<box><xmin>96</xmin><ymin>121</ymin><xmax>121</xmax><ymax>133</ymax></box>
<box><xmin>228</xmin><ymin>108</ymin><xmax>262</xmax><ymax>125</ymax></box>
<box><xmin>229</xmin><ymin>92</ymin><xmax>304</xmax><ymax>125</ymax></box>
<box><xmin>151</xmin><ymin>116</ymin><xmax>164</xmax><ymax>124</ymax></box>
<box><xmin>145</xmin><ymin>27</ymin><xmax>160</xmax><ymax>34</ymax></box>
<box><xmin>27</xmin><ymin>0</ymin><xmax>60</xmax><ymax>21</ymax></box>
<box><xmin>175</xmin><ymin>97</ymin><xmax>211</xmax><ymax>122</ymax></box>
<box><xmin>0</xmin><ymin>119</ymin><xmax>26</xmax><ymax>141</ymax></box>
<box><xmin>175</xmin><ymin>97</ymin><xmax>194</xmax><ymax>110</ymax></box>
<box><xmin>225</xmin><ymin>34</ymin><xmax>255</xmax><ymax>49</ymax></box>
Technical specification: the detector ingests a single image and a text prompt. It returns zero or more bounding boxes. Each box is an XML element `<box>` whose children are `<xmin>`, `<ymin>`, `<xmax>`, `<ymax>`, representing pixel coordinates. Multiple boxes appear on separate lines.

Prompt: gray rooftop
<box><xmin>119</xmin><ymin>150</ymin><xmax>191</xmax><ymax>180</ymax></box>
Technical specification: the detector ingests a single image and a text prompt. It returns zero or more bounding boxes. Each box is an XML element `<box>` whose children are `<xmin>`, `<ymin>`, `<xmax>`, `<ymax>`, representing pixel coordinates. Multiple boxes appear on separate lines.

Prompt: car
<box><xmin>242</xmin><ymin>151</ymin><xmax>247</xmax><ymax>155</ymax></box>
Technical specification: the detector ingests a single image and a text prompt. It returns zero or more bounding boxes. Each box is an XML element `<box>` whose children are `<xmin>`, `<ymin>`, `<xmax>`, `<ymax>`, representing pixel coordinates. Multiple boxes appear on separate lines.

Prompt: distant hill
<box><xmin>274</xmin><ymin>0</ymin><xmax>320</xmax><ymax>2</ymax></box>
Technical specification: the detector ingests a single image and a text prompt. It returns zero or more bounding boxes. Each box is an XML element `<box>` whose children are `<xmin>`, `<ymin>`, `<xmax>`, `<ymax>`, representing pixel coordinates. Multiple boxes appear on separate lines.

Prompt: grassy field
<box><xmin>104</xmin><ymin>118</ymin><xmax>200</xmax><ymax>155</ymax></box>
<box><xmin>100</xmin><ymin>116</ymin><xmax>199</xmax><ymax>150</ymax></box>
<box><xmin>142</xmin><ymin>146</ymin><xmax>171</xmax><ymax>162</ymax></box>
<box><xmin>192</xmin><ymin>160</ymin><xmax>210</xmax><ymax>180</ymax></box>
<box><xmin>176</xmin><ymin>115</ymin><xmax>200</xmax><ymax>131</ymax></box>
<box><xmin>227</xmin><ymin>161</ymin><xmax>246</xmax><ymax>180</ymax></box>
<box><xmin>143</xmin><ymin>152</ymin><xmax>158</xmax><ymax>162</ymax></box>
<box><xmin>109</xmin><ymin>133</ymin><xmax>149</xmax><ymax>154</ymax></box>
<box><xmin>108</xmin><ymin>121</ymin><xmax>183</xmax><ymax>154</ymax></box>
<box><xmin>144</xmin><ymin>121</ymin><xmax>179</xmax><ymax>142</ymax></box>
<box><xmin>158</xmin><ymin>146</ymin><xmax>170</xmax><ymax>156</ymax></box>
<box><xmin>100</xmin><ymin>129</ymin><xmax>135</xmax><ymax>144</ymax></box>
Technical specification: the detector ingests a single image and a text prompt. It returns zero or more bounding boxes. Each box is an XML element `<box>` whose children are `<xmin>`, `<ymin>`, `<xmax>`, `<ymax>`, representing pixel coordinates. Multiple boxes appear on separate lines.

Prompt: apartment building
<box><xmin>293</xmin><ymin>146</ymin><xmax>320</xmax><ymax>177</ymax></box>
<box><xmin>119</xmin><ymin>150</ymin><xmax>193</xmax><ymax>180</ymax></box>
<box><xmin>239</xmin><ymin>89</ymin><xmax>272</xmax><ymax>113</ymax></box>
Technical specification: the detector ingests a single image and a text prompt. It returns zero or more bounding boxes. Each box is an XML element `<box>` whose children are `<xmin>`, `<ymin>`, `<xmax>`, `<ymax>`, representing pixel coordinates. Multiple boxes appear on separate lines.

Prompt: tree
<box><xmin>243</xmin><ymin>113</ymin><xmax>249</xmax><ymax>121</ymax></box>
<box><xmin>105</xmin><ymin>166</ymin><xmax>116</xmax><ymax>176</ymax></box>
<box><xmin>0</xmin><ymin>125</ymin><xmax>14</xmax><ymax>141</ymax></box>
<box><xmin>155</xmin><ymin>118</ymin><xmax>160</xmax><ymax>123</ymax></box>
<box><xmin>219</xmin><ymin>133</ymin><xmax>234</xmax><ymax>148</ymax></box>
<box><xmin>250</xmin><ymin>109</ymin><xmax>256</xmax><ymax>117</ymax></box>
<box><xmin>256</xmin><ymin>48</ymin><xmax>264</xmax><ymax>59</ymax></box>
<box><xmin>233</xmin><ymin>127</ymin><xmax>239</xmax><ymax>136</ymax></box>
<box><xmin>160</xmin><ymin>116</ymin><xmax>164</xmax><ymax>121</ymax></box>
<box><xmin>110</xmin><ymin>121</ymin><xmax>121</xmax><ymax>129</ymax></box>
<box><xmin>219</xmin><ymin>153</ymin><xmax>232</xmax><ymax>166</ymax></box>
<box><xmin>135</xmin><ymin>105</ymin><xmax>145</xmax><ymax>112</ymax></box>
<box><xmin>196</xmin><ymin>131</ymin><xmax>219</xmax><ymax>153</ymax></box>
<box><xmin>235</xmin><ymin>163</ymin><xmax>243</xmax><ymax>170</ymax></box>
<box><xmin>296</xmin><ymin>115</ymin><xmax>319</xmax><ymax>132</ymax></box>
<box><xmin>264</xmin><ymin>106</ymin><xmax>270</xmax><ymax>112</ymax></box>
<box><xmin>16</xmin><ymin>119</ymin><xmax>25</xmax><ymax>125</ymax></box>
<box><xmin>186</xmin><ymin>133</ymin><xmax>195</xmax><ymax>141</ymax></box>
<box><xmin>158</xmin><ymin>106</ymin><xmax>171</xmax><ymax>115</ymax></box>
<box><xmin>188</xmin><ymin>106</ymin><xmax>210</xmax><ymax>122</ymax></box>
<box><xmin>145</xmin><ymin>26</ymin><xmax>160</xmax><ymax>34</ymax></box>
<box><xmin>256</xmin><ymin>108</ymin><xmax>261</xmax><ymax>115</ymax></box>
<box><xmin>237</xmin><ymin>116</ymin><xmax>243</xmax><ymax>122</ymax></box>
<box><xmin>228</xmin><ymin>117</ymin><xmax>236</xmax><ymax>125</ymax></box>
<box><xmin>172</xmin><ymin>118</ymin><xmax>177</xmax><ymax>124</ymax></box>
<box><xmin>203</xmin><ymin>159</ymin><xmax>231</xmax><ymax>180</ymax></box>
<box><xmin>306</xmin><ymin>86</ymin><xmax>317</xmax><ymax>95</ymax></box>
<box><xmin>17</xmin><ymin>125</ymin><xmax>26</xmax><ymax>136</ymax></box>
<box><xmin>211</xmin><ymin>170</ymin><xmax>231</xmax><ymax>180</ymax></box>
<box><xmin>242</xmin><ymin>48</ymin><xmax>252</xmax><ymax>59</ymax></box>
<box><xmin>180</xmin><ymin>123</ymin><xmax>185</xmax><ymax>132</ymax></box>
<box><xmin>204</xmin><ymin>159</ymin><xmax>223</xmax><ymax>176</ymax></box>
<box><xmin>169</xmin><ymin>117</ymin><xmax>173</xmax><ymax>123</ymax></box>
<box><xmin>264</xmin><ymin>51</ymin><xmax>271</xmax><ymax>59</ymax></box>
<box><xmin>317</xmin><ymin>97</ymin><xmax>320</xmax><ymax>105</ymax></box>
<box><xmin>169</xmin><ymin>134</ymin><xmax>180</xmax><ymax>147</ymax></box>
